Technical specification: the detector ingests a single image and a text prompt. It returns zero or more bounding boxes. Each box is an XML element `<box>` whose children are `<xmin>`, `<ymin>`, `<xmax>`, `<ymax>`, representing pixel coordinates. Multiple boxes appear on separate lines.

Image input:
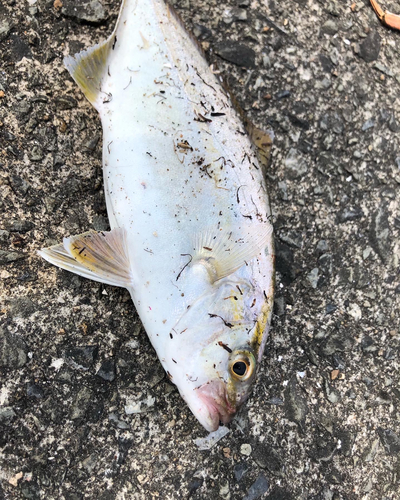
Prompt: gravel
<box><xmin>359</xmin><ymin>30</ymin><xmax>381</xmax><ymax>62</ymax></box>
<box><xmin>243</xmin><ymin>474</ymin><xmax>269</xmax><ymax>500</ymax></box>
<box><xmin>214</xmin><ymin>41</ymin><xmax>256</xmax><ymax>67</ymax></box>
<box><xmin>0</xmin><ymin>327</ymin><xmax>28</xmax><ymax>369</ymax></box>
<box><xmin>61</xmin><ymin>0</ymin><xmax>107</xmax><ymax>23</ymax></box>
<box><xmin>1</xmin><ymin>0</ymin><xmax>400</xmax><ymax>498</ymax></box>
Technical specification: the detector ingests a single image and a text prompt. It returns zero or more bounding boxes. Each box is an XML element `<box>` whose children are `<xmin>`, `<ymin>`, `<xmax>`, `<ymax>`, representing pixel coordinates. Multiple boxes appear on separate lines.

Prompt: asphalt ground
<box><xmin>0</xmin><ymin>0</ymin><xmax>400</xmax><ymax>498</ymax></box>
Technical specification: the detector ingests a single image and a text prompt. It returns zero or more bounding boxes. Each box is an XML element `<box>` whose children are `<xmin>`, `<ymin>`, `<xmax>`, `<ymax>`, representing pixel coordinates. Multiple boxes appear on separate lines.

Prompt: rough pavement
<box><xmin>1</xmin><ymin>0</ymin><xmax>400</xmax><ymax>498</ymax></box>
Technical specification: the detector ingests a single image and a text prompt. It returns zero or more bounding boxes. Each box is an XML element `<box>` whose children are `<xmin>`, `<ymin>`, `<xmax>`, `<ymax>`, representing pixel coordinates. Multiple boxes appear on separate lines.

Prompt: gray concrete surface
<box><xmin>1</xmin><ymin>0</ymin><xmax>400</xmax><ymax>498</ymax></box>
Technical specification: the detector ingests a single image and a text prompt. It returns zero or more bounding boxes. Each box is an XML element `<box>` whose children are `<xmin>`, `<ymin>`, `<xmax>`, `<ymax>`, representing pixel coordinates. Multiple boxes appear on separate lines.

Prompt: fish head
<box><xmin>191</xmin><ymin>344</ymin><xmax>258</xmax><ymax>431</ymax></box>
<box><xmin>164</xmin><ymin>279</ymin><xmax>272</xmax><ymax>432</ymax></box>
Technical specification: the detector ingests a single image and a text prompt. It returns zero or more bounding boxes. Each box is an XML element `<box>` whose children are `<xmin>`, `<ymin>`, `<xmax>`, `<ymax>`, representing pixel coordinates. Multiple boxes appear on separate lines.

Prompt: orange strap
<box><xmin>370</xmin><ymin>0</ymin><xmax>400</xmax><ymax>30</ymax></box>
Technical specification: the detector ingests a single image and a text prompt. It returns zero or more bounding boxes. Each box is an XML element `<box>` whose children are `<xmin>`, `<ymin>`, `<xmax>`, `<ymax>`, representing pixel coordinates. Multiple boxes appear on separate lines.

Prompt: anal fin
<box><xmin>64</xmin><ymin>41</ymin><xmax>112</xmax><ymax>107</ymax></box>
<box><xmin>38</xmin><ymin>228</ymin><xmax>134</xmax><ymax>288</ymax></box>
<box><xmin>63</xmin><ymin>0</ymin><xmax>127</xmax><ymax>107</ymax></box>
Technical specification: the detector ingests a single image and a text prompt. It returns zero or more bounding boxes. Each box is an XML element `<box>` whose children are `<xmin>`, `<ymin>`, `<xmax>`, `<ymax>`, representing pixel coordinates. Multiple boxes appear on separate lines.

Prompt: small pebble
<box><xmin>331</xmin><ymin>370</ymin><xmax>340</xmax><ymax>381</ymax></box>
<box><xmin>240</xmin><ymin>443</ymin><xmax>252</xmax><ymax>456</ymax></box>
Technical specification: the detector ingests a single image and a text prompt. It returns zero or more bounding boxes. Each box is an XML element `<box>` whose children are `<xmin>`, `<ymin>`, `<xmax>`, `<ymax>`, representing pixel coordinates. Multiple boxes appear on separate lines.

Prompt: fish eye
<box><xmin>232</xmin><ymin>361</ymin><xmax>248</xmax><ymax>377</ymax></box>
<box><xmin>229</xmin><ymin>351</ymin><xmax>255</xmax><ymax>381</ymax></box>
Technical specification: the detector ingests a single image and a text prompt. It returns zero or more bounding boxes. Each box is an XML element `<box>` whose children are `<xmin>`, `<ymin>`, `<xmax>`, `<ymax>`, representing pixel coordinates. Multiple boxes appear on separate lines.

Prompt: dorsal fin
<box><xmin>165</xmin><ymin>0</ymin><xmax>273</xmax><ymax>171</ymax></box>
<box><xmin>163</xmin><ymin>0</ymin><xmax>274</xmax><ymax>170</ymax></box>
<box><xmin>222</xmin><ymin>86</ymin><xmax>274</xmax><ymax>171</ymax></box>
<box><xmin>244</xmin><ymin>120</ymin><xmax>274</xmax><ymax>171</ymax></box>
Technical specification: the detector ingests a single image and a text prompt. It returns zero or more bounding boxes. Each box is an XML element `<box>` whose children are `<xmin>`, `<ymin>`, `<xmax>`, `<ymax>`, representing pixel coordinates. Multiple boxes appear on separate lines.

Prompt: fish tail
<box><xmin>63</xmin><ymin>0</ymin><xmax>128</xmax><ymax>108</ymax></box>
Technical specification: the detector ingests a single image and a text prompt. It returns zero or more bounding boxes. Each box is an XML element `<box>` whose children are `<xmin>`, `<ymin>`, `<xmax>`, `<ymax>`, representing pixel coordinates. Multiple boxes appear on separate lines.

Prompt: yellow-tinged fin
<box><xmin>192</xmin><ymin>223</ymin><xmax>273</xmax><ymax>282</ymax></box>
<box><xmin>220</xmin><ymin>77</ymin><xmax>274</xmax><ymax>171</ymax></box>
<box><xmin>230</xmin><ymin>93</ymin><xmax>274</xmax><ymax>171</ymax></box>
<box><xmin>38</xmin><ymin>228</ymin><xmax>134</xmax><ymax>288</ymax></box>
<box><xmin>165</xmin><ymin>0</ymin><xmax>274</xmax><ymax>171</ymax></box>
<box><xmin>64</xmin><ymin>41</ymin><xmax>114</xmax><ymax>106</ymax></box>
<box><xmin>63</xmin><ymin>0</ymin><xmax>127</xmax><ymax>106</ymax></box>
<box><xmin>246</xmin><ymin>122</ymin><xmax>274</xmax><ymax>171</ymax></box>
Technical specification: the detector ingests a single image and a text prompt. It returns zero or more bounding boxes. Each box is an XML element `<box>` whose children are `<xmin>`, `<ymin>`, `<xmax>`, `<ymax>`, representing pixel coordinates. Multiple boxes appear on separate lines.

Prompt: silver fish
<box><xmin>39</xmin><ymin>0</ymin><xmax>275</xmax><ymax>432</ymax></box>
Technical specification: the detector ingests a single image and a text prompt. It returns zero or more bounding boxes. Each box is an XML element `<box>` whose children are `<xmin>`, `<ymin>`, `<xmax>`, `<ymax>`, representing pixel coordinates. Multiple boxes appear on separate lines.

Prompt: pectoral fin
<box><xmin>38</xmin><ymin>228</ymin><xmax>134</xmax><ymax>288</ymax></box>
<box><xmin>192</xmin><ymin>222</ymin><xmax>273</xmax><ymax>282</ymax></box>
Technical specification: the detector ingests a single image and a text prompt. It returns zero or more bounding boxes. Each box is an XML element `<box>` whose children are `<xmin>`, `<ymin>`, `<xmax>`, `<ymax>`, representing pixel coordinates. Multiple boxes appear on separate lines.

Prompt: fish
<box><xmin>38</xmin><ymin>0</ymin><xmax>275</xmax><ymax>432</ymax></box>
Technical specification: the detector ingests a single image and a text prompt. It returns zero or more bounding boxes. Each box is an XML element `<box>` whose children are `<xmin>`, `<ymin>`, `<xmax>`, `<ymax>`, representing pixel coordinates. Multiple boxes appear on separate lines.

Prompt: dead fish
<box><xmin>39</xmin><ymin>0</ymin><xmax>274</xmax><ymax>432</ymax></box>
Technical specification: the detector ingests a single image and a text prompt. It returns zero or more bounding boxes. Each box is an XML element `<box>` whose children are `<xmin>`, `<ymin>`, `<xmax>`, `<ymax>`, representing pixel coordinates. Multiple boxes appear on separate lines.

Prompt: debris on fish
<box><xmin>38</xmin><ymin>0</ymin><xmax>275</xmax><ymax>432</ymax></box>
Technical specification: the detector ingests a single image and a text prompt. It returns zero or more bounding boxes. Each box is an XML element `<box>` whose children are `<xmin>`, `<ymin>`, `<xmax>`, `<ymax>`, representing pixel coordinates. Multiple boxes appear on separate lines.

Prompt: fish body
<box><xmin>39</xmin><ymin>0</ymin><xmax>275</xmax><ymax>431</ymax></box>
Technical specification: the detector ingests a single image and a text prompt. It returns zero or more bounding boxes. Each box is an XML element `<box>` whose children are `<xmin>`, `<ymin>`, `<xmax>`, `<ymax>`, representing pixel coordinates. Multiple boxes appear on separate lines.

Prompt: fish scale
<box><xmin>39</xmin><ymin>0</ymin><xmax>275</xmax><ymax>432</ymax></box>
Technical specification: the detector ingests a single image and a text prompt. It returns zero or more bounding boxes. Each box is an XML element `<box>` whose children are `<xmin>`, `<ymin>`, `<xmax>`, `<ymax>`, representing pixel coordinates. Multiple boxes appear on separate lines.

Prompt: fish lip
<box><xmin>195</xmin><ymin>380</ymin><xmax>236</xmax><ymax>431</ymax></box>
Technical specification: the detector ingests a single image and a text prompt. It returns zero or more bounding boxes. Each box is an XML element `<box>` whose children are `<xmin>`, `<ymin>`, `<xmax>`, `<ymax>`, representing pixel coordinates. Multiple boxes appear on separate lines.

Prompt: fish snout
<box><xmin>195</xmin><ymin>380</ymin><xmax>236</xmax><ymax>431</ymax></box>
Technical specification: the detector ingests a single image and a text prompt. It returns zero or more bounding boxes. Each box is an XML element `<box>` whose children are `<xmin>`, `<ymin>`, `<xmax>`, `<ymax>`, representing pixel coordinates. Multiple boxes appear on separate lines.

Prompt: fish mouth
<box><xmin>194</xmin><ymin>380</ymin><xmax>236</xmax><ymax>432</ymax></box>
